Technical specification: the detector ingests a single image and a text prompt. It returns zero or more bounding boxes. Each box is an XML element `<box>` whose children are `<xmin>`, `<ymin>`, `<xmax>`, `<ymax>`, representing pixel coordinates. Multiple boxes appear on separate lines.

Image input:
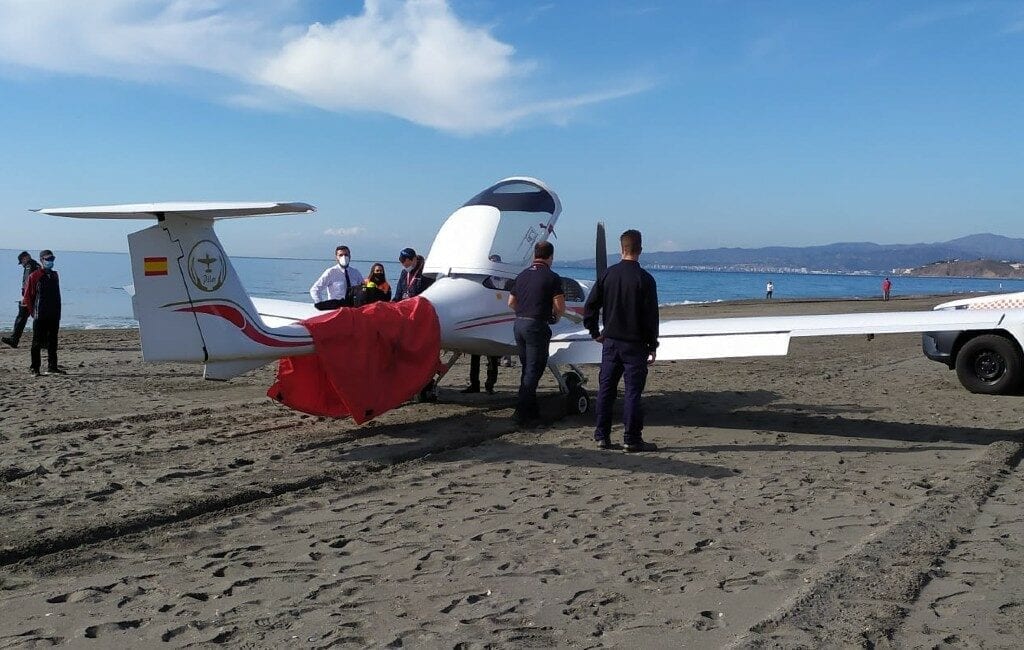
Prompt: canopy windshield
<box><xmin>425</xmin><ymin>177</ymin><xmax>561</xmax><ymax>276</ymax></box>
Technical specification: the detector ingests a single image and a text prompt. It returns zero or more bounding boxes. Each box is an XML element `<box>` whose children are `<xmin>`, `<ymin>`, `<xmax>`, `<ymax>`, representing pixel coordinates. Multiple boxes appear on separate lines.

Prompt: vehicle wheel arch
<box><xmin>951</xmin><ymin>329</ymin><xmax>1024</xmax><ymax>366</ymax></box>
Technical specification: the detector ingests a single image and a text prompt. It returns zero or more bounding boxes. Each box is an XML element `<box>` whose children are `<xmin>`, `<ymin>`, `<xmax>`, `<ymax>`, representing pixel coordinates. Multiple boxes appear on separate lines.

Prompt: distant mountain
<box><xmin>566</xmin><ymin>233</ymin><xmax>1024</xmax><ymax>273</ymax></box>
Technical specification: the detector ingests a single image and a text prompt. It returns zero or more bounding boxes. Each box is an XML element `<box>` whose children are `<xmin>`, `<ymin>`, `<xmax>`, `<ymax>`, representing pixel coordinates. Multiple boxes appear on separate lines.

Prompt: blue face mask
<box><xmin>42</xmin><ymin>259</ymin><xmax>54</xmax><ymax>270</ymax></box>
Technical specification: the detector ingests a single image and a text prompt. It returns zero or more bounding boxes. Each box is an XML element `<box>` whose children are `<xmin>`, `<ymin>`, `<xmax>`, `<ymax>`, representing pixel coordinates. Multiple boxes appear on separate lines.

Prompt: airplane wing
<box><xmin>547</xmin><ymin>308</ymin><xmax>1011</xmax><ymax>365</ymax></box>
<box><xmin>35</xmin><ymin>201</ymin><xmax>315</xmax><ymax>220</ymax></box>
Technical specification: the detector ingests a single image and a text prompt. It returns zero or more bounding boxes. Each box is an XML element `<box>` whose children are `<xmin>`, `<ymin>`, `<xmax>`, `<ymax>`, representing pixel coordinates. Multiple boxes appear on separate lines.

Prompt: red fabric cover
<box><xmin>268</xmin><ymin>297</ymin><xmax>441</xmax><ymax>423</ymax></box>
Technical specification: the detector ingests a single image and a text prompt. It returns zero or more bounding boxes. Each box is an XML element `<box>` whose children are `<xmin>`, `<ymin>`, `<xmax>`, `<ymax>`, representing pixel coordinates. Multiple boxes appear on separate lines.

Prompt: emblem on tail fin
<box><xmin>187</xmin><ymin>240</ymin><xmax>227</xmax><ymax>292</ymax></box>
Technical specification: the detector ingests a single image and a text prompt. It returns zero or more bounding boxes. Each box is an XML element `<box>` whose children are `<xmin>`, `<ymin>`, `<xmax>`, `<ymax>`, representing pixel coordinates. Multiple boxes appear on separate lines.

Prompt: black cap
<box><xmin>399</xmin><ymin>247</ymin><xmax>416</xmax><ymax>261</ymax></box>
<box><xmin>17</xmin><ymin>251</ymin><xmax>29</xmax><ymax>264</ymax></box>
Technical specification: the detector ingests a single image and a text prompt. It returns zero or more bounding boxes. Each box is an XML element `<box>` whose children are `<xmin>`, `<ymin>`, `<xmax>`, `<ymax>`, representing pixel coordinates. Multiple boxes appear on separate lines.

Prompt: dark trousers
<box><xmin>31</xmin><ymin>318</ymin><xmax>60</xmax><ymax>371</ymax></box>
<box><xmin>594</xmin><ymin>338</ymin><xmax>650</xmax><ymax>445</ymax></box>
<box><xmin>9</xmin><ymin>303</ymin><xmax>29</xmax><ymax>345</ymax></box>
<box><xmin>513</xmin><ymin>318</ymin><xmax>551</xmax><ymax>420</ymax></box>
<box><xmin>469</xmin><ymin>354</ymin><xmax>499</xmax><ymax>390</ymax></box>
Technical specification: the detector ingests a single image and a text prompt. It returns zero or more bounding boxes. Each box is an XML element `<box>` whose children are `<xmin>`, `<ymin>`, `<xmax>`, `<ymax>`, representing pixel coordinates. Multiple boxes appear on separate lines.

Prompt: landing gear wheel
<box><xmin>563</xmin><ymin>371</ymin><xmax>590</xmax><ymax>416</ymax></box>
<box><xmin>955</xmin><ymin>334</ymin><xmax>1023</xmax><ymax>395</ymax></box>
<box><xmin>567</xmin><ymin>387</ymin><xmax>590</xmax><ymax>415</ymax></box>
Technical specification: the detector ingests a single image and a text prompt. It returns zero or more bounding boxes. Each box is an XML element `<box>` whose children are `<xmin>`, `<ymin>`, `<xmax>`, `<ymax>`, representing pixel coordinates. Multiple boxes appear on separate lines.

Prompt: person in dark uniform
<box><xmin>508</xmin><ymin>241</ymin><xmax>565</xmax><ymax>425</ymax></box>
<box><xmin>393</xmin><ymin>247</ymin><xmax>438</xmax><ymax>401</ymax></box>
<box><xmin>393</xmin><ymin>248</ymin><xmax>434</xmax><ymax>301</ymax></box>
<box><xmin>2</xmin><ymin>251</ymin><xmax>40</xmax><ymax>349</ymax></box>
<box><xmin>583</xmin><ymin>230</ymin><xmax>659</xmax><ymax>452</ymax></box>
<box><xmin>462</xmin><ymin>355</ymin><xmax>500</xmax><ymax>394</ymax></box>
<box><xmin>22</xmin><ymin>249</ymin><xmax>64</xmax><ymax>376</ymax></box>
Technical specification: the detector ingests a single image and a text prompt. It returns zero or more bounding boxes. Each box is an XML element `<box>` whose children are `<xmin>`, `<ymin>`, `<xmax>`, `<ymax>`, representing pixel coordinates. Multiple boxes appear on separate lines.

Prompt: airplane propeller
<box><xmin>596</xmin><ymin>221</ymin><xmax>607</xmax><ymax>278</ymax></box>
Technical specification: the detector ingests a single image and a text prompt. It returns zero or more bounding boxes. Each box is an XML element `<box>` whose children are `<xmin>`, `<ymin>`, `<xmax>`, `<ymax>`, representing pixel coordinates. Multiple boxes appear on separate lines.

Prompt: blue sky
<box><xmin>1</xmin><ymin>0</ymin><xmax>1022</xmax><ymax>262</ymax></box>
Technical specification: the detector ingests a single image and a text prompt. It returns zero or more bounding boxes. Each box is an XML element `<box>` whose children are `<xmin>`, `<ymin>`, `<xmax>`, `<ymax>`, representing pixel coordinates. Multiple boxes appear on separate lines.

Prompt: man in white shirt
<box><xmin>310</xmin><ymin>245</ymin><xmax>365</xmax><ymax>310</ymax></box>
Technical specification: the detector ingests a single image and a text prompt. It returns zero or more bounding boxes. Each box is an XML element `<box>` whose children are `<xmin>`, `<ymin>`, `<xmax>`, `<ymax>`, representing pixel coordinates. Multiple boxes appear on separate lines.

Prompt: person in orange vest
<box><xmin>354</xmin><ymin>263</ymin><xmax>392</xmax><ymax>305</ymax></box>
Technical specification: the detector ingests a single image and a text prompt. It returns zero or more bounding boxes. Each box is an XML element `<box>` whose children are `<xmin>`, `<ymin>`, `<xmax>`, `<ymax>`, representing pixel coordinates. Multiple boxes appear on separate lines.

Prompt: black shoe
<box><xmin>596</xmin><ymin>438</ymin><xmax>622</xmax><ymax>450</ymax></box>
<box><xmin>1</xmin><ymin>336</ymin><xmax>16</xmax><ymax>348</ymax></box>
<box><xmin>45</xmin><ymin>367</ymin><xmax>67</xmax><ymax>375</ymax></box>
<box><xmin>460</xmin><ymin>385</ymin><xmax>480</xmax><ymax>394</ymax></box>
<box><xmin>29</xmin><ymin>368</ymin><xmax>40</xmax><ymax>376</ymax></box>
<box><xmin>623</xmin><ymin>441</ymin><xmax>658</xmax><ymax>453</ymax></box>
<box><xmin>484</xmin><ymin>385</ymin><xmax>494</xmax><ymax>395</ymax></box>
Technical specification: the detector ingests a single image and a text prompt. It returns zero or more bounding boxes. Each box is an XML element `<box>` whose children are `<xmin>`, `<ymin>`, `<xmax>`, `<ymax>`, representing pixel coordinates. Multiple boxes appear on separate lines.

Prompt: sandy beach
<box><xmin>1</xmin><ymin>296</ymin><xmax>1022</xmax><ymax>648</ymax></box>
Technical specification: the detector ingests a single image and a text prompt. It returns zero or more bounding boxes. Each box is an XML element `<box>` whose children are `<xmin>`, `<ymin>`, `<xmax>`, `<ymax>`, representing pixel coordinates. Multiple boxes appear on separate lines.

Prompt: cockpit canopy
<box><xmin>423</xmin><ymin>177</ymin><xmax>561</xmax><ymax>278</ymax></box>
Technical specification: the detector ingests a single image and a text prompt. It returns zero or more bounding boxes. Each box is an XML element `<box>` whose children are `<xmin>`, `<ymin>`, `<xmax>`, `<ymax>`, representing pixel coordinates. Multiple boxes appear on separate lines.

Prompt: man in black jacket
<box><xmin>583</xmin><ymin>230</ymin><xmax>659</xmax><ymax>452</ymax></box>
<box><xmin>393</xmin><ymin>248</ymin><xmax>434</xmax><ymax>301</ymax></box>
<box><xmin>2</xmin><ymin>251</ymin><xmax>41</xmax><ymax>349</ymax></box>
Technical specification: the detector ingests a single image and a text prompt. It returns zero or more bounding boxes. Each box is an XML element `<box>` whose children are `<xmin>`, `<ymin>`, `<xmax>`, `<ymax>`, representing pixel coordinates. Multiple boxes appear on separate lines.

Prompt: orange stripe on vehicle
<box><xmin>144</xmin><ymin>257</ymin><xmax>168</xmax><ymax>276</ymax></box>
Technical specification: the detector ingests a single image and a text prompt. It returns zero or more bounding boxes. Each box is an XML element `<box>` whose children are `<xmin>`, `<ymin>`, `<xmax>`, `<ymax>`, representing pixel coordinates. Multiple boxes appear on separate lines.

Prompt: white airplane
<box><xmin>36</xmin><ymin>177</ymin><xmax>1024</xmax><ymax>421</ymax></box>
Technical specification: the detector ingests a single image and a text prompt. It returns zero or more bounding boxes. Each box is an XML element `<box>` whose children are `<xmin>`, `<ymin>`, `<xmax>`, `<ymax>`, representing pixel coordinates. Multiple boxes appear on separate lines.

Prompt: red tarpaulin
<box><xmin>268</xmin><ymin>297</ymin><xmax>442</xmax><ymax>423</ymax></box>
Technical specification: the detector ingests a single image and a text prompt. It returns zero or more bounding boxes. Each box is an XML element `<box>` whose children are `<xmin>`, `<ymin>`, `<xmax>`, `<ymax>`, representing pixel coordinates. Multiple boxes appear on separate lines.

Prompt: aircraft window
<box><xmin>490</xmin><ymin>211</ymin><xmax>549</xmax><ymax>266</ymax></box>
<box><xmin>492</xmin><ymin>181</ymin><xmax>543</xmax><ymax>194</ymax></box>
<box><xmin>483</xmin><ymin>276</ymin><xmax>514</xmax><ymax>291</ymax></box>
<box><xmin>463</xmin><ymin>181</ymin><xmax>556</xmax><ymax>214</ymax></box>
<box><xmin>562</xmin><ymin>278</ymin><xmax>585</xmax><ymax>303</ymax></box>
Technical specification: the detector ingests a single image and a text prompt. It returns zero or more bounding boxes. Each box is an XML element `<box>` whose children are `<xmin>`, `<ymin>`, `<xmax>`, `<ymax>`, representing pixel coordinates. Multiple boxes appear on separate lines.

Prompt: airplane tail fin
<box><xmin>596</xmin><ymin>222</ymin><xmax>608</xmax><ymax>278</ymax></box>
<box><xmin>36</xmin><ymin>203</ymin><xmax>316</xmax><ymax>376</ymax></box>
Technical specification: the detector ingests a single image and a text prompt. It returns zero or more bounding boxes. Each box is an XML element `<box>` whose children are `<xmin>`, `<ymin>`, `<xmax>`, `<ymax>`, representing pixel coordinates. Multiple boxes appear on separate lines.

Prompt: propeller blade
<box><xmin>596</xmin><ymin>222</ymin><xmax>608</xmax><ymax>278</ymax></box>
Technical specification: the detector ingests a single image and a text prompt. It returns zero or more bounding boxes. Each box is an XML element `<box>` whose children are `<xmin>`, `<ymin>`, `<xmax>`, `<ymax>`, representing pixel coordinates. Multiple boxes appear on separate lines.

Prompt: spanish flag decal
<box><xmin>144</xmin><ymin>257</ymin><xmax>169</xmax><ymax>276</ymax></box>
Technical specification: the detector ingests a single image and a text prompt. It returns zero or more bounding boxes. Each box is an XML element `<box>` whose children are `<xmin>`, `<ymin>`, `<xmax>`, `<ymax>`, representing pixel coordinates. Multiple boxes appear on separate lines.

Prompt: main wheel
<box><xmin>955</xmin><ymin>334</ymin><xmax>1023</xmax><ymax>395</ymax></box>
<box><xmin>563</xmin><ymin>371</ymin><xmax>590</xmax><ymax>415</ymax></box>
<box><xmin>566</xmin><ymin>386</ymin><xmax>590</xmax><ymax>415</ymax></box>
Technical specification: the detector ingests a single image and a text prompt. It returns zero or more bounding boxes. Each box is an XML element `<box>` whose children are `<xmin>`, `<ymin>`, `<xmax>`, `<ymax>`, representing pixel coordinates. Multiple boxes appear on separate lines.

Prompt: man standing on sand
<box><xmin>2</xmin><ymin>251</ymin><xmax>40</xmax><ymax>349</ymax></box>
<box><xmin>584</xmin><ymin>230</ymin><xmax>660</xmax><ymax>452</ymax></box>
<box><xmin>508</xmin><ymin>240</ymin><xmax>564</xmax><ymax>426</ymax></box>
<box><xmin>766</xmin><ymin>280</ymin><xmax>774</xmax><ymax>299</ymax></box>
<box><xmin>310</xmin><ymin>245</ymin><xmax>364</xmax><ymax>310</ymax></box>
<box><xmin>882</xmin><ymin>277</ymin><xmax>892</xmax><ymax>301</ymax></box>
<box><xmin>22</xmin><ymin>250</ymin><xmax>65</xmax><ymax>376</ymax></box>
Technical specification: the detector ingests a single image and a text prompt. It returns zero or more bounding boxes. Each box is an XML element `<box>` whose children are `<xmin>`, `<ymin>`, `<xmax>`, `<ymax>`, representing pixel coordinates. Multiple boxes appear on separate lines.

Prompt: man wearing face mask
<box><xmin>393</xmin><ymin>247</ymin><xmax>438</xmax><ymax>401</ymax></box>
<box><xmin>2</xmin><ymin>251</ymin><xmax>41</xmax><ymax>349</ymax></box>
<box><xmin>310</xmin><ymin>245</ymin><xmax>364</xmax><ymax>310</ymax></box>
<box><xmin>22</xmin><ymin>249</ymin><xmax>64</xmax><ymax>376</ymax></box>
<box><xmin>393</xmin><ymin>248</ymin><xmax>434</xmax><ymax>301</ymax></box>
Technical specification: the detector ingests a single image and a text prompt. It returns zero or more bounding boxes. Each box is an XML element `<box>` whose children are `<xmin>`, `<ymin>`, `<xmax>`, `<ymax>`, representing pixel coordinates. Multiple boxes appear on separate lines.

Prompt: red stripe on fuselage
<box><xmin>177</xmin><ymin>304</ymin><xmax>310</xmax><ymax>348</ymax></box>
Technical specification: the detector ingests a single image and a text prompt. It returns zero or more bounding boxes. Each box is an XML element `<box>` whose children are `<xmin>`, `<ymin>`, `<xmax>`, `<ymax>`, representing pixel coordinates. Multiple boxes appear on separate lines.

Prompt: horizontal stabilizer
<box><xmin>35</xmin><ymin>201</ymin><xmax>315</xmax><ymax>220</ymax></box>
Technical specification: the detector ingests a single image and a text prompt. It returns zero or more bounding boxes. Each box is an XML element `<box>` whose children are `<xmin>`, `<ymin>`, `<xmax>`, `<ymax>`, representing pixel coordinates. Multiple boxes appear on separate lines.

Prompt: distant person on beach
<box><xmin>765</xmin><ymin>280</ymin><xmax>774</xmax><ymax>299</ymax></box>
<box><xmin>310</xmin><ymin>245</ymin><xmax>364</xmax><ymax>310</ymax></box>
<box><xmin>393</xmin><ymin>248</ymin><xmax>434</xmax><ymax>301</ymax></box>
<box><xmin>882</xmin><ymin>277</ymin><xmax>892</xmax><ymax>301</ymax></box>
<box><xmin>509</xmin><ymin>240</ymin><xmax>565</xmax><ymax>426</ymax></box>
<box><xmin>584</xmin><ymin>229</ymin><xmax>660</xmax><ymax>453</ymax></box>
<box><xmin>353</xmin><ymin>263</ymin><xmax>391</xmax><ymax>305</ymax></box>
<box><xmin>22</xmin><ymin>250</ymin><xmax>64</xmax><ymax>376</ymax></box>
<box><xmin>2</xmin><ymin>251</ymin><xmax>40</xmax><ymax>349</ymax></box>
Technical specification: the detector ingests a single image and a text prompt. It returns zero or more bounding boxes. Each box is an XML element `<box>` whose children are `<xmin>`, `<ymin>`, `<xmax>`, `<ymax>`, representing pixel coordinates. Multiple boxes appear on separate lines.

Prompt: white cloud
<box><xmin>0</xmin><ymin>0</ymin><xmax>648</xmax><ymax>133</ymax></box>
<box><xmin>324</xmin><ymin>226</ymin><xmax>366</xmax><ymax>238</ymax></box>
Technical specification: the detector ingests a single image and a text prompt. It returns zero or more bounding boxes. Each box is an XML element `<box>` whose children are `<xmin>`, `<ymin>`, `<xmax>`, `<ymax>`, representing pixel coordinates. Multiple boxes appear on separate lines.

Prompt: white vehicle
<box><xmin>37</xmin><ymin>178</ymin><xmax>1024</xmax><ymax>418</ymax></box>
<box><xmin>922</xmin><ymin>293</ymin><xmax>1024</xmax><ymax>395</ymax></box>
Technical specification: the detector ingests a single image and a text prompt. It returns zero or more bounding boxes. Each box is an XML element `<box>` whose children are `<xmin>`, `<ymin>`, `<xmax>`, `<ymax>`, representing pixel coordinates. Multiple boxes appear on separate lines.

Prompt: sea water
<box><xmin>3</xmin><ymin>248</ymin><xmax>1024</xmax><ymax>329</ymax></box>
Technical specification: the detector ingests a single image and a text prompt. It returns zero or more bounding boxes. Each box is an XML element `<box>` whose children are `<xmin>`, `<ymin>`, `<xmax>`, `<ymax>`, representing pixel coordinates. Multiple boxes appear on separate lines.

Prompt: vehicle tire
<box><xmin>954</xmin><ymin>334</ymin><xmax>1023</xmax><ymax>395</ymax></box>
